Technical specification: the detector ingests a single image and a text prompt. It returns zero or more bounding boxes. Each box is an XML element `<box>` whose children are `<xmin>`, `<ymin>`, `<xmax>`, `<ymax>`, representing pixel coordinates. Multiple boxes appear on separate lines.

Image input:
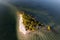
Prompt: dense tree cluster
<box><xmin>22</xmin><ymin>13</ymin><xmax>44</xmax><ymax>31</ymax></box>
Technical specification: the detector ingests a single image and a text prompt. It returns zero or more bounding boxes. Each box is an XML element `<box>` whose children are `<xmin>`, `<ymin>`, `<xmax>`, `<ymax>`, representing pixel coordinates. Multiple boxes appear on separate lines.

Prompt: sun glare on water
<box><xmin>19</xmin><ymin>14</ymin><xmax>27</xmax><ymax>34</ymax></box>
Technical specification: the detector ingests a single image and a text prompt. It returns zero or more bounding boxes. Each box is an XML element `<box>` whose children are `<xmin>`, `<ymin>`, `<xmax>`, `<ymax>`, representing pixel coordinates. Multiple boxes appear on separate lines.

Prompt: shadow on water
<box><xmin>0</xmin><ymin>4</ymin><xmax>17</xmax><ymax>40</ymax></box>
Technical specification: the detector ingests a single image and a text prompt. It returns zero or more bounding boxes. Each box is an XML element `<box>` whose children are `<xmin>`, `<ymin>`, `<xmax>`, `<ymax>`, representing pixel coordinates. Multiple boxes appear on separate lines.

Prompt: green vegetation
<box><xmin>22</xmin><ymin>13</ymin><xmax>44</xmax><ymax>31</ymax></box>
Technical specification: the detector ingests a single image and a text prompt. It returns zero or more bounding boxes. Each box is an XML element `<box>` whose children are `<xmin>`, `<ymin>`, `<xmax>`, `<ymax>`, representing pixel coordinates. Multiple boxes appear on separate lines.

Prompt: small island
<box><xmin>22</xmin><ymin>12</ymin><xmax>45</xmax><ymax>31</ymax></box>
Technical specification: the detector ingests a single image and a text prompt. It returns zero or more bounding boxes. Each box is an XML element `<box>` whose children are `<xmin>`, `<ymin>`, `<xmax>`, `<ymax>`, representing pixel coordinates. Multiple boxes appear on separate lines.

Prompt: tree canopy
<box><xmin>22</xmin><ymin>13</ymin><xmax>44</xmax><ymax>31</ymax></box>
